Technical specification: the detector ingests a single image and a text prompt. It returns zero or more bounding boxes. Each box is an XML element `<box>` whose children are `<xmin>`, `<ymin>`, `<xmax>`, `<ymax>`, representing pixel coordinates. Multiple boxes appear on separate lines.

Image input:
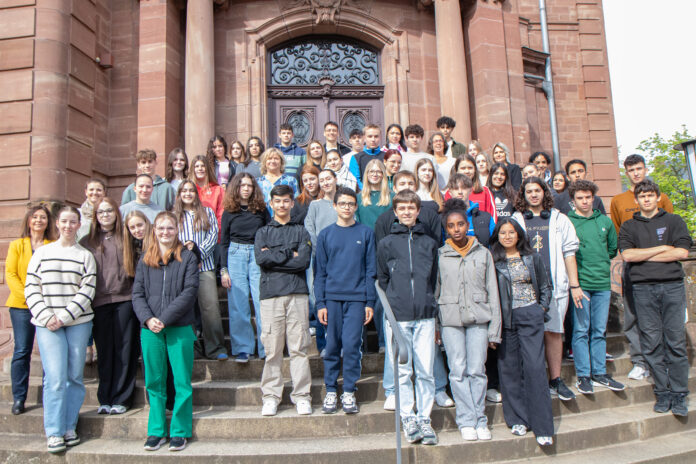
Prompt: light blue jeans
<box><xmin>391</xmin><ymin>318</ymin><xmax>436</xmax><ymax>421</ymax></box>
<box><xmin>441</xmin><ymin>324</ymin><xmax>489</xmax><ymax>428</ymax></box>
<box><xmin>572</xmin><ymin>290</ymin><xmax>611</xmax><ymax>377</ymax></box>
<box><xmin>36</xmin><ymin>321</ymin><xmax>93</xmax><ymax>437</ymax></box>
<box><xmin>384</xmin><ymin>313</ymin><xmax>447</xmax><ymax>397</ymax></box>
<box><xmin>227</xmin><ymin>243</ymin><xmax>265</xmax><ymax>358</ymax></box>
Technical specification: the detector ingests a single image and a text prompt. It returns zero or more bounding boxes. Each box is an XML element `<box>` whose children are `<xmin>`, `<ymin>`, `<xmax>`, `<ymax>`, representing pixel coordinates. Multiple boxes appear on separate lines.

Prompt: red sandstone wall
<box><xmin>516</xmin><ymin>0</ymin><xmax>620</xmax><ymax>202</ymax></box>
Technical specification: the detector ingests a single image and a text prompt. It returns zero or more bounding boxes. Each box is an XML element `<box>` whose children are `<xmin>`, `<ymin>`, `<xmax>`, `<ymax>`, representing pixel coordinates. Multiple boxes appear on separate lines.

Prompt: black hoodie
<box><xmin>618</xmin><ymin>209</ymin><xmax>692</xmax><ymax>284</ymax></box>
<box><xmin>376</xmin><ymin>221</ymin><xmax>439</xmax><ymax>322</ymax></box>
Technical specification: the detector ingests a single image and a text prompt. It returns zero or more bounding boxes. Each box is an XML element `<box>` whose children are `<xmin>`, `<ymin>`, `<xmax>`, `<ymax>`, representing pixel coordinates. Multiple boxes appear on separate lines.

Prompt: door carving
<box><xmin>268</xmin><ymin>36</ymin><xmax>384</xmax><ymax>147</ymax></box>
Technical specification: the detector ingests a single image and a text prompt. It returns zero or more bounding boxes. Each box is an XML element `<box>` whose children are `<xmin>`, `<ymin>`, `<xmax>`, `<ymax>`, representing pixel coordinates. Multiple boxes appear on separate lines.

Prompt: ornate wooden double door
<box><xmin>267</xmin><ymin>37</ymin><xmax>384</xmax><ymax>147</ymax></box>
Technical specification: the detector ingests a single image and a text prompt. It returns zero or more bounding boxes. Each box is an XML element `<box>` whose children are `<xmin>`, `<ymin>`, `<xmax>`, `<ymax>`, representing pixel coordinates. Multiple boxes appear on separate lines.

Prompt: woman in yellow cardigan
<box><xmin>5</xmin><ymin>204</ymin><xmax>56</xmax><ymax>415</ymax></box>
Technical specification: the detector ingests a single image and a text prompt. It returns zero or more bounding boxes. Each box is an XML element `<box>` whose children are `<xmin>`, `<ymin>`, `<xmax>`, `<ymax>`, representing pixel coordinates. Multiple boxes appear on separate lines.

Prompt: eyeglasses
<box><xmin>96</xmin><ymin>208</ymin><xmax>114</xmax><ymax>215</ymax></box>
<box><xmin>337</xmin><ymin>202</ymin><xmax>356</xmax><ymax>209</ymax></box>
<box><xmin>367</xmin><ymin>170</ymin><xmax>382</xmax><ymax>175</ymax></box>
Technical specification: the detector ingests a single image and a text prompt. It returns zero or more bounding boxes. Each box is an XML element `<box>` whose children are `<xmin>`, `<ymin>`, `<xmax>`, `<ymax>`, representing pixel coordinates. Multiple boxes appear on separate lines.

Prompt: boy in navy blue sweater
<box><xmin>315</xmin><ymin>186</ymin><xmax>376</xmax><ymax>414</ymax></box>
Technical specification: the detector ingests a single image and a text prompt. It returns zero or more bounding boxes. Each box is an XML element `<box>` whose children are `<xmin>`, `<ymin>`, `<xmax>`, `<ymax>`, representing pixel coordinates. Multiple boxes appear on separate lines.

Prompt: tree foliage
<box><xmin>635</xmin><ymin>125</ymin><xmax>696</xmax><ymax>235</ymax></box>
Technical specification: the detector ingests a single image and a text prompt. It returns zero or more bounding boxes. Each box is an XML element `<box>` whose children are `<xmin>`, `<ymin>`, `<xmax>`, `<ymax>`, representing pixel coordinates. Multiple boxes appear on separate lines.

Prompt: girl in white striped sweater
<box><xmin>25</xmin><ymin>205</ymin><xmax>96</xmax><ymax>453</ymax></box>
<box><xmin>174</xmin><ymin>180</ymin><xmax>227</xmax><ymax>360</ymax></box>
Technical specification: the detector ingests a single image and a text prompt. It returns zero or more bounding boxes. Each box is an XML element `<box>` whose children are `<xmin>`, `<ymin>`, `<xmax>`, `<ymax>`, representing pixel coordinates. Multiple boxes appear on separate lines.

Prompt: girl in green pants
<box><xmin>132</xmin><ymin>211</ymin><xmax>199</xmax><ymax>452</ymax></box>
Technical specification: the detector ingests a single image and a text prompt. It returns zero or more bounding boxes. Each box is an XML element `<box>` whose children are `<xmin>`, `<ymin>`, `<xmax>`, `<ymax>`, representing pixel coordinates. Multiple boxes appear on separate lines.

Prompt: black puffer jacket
<box><xmin>377</xmin><ymin>221</ymin><xmax>439</xmax><ymax>322</ymax></box>
<box><xmin>494</xmin><ymin>253</ymin><xmax>552</xmax><ymax>329</ymax></box>
<box><xmin>132</xmin><ymin>248</ymin><xmax>199</xmax><ymax>328</ymax></box>
<box><xmin>254</xmin><ymin>220</ymin><xmax>312</xmax><ymax>300</ymax></box>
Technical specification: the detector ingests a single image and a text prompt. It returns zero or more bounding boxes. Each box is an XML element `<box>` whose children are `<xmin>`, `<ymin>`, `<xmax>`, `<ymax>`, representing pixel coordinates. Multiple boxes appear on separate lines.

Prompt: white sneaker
<box><xmin>460</xmin><ymin>426</ymin><xmax>478</xmax><ymax>441</ymax></box>
<box><xmin>536</xmin><ymin>435</ymin><xmax>553</xmax><ymax>446</ymax></box>
<box><xmin>627</xmin><ymin>364</ymin><xmax>648</xmax><ymax>380</ymax></box>
<box><xmin>486</xmin><ymin>388</ymin><xmax>502</xmax><ymax>403</ymax></box>
<box><xmin>511</xmin><ymin>424</ymin><xmax>527</xmax><ymax>436</ymax></box>
<box><xmin>261</xmin><ymin>398</ymin><xmax>279</xmax><ymax>416</ymax></box>
<box><xmin>435</xmin><ymin>391</ymin><xmax>455</xmax><ymax>408</ymax></box>
<box><xmin>383</xmin><ymin>394</ymin><xmax>396</xmax><ymax>411</ymax></box>
<box><xmin>476</xmin><ymin>426</ymin><xmax>492</xmax><ymax>440</ymax></box>
<box><xmin>296</xmin><ymin>399</ymin><xmax>312</xmax><ymax>415</ymax></box>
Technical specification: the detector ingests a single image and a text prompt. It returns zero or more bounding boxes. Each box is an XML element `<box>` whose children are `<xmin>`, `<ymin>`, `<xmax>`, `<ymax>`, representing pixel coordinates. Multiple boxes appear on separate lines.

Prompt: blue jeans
<box><xmin>36</xmin><ymin>322</ymin><xmax>93</xmax><ymax>437</ymax></box>
<box><xmin>384</xmin><ymin>316</ymin><xmax>446</xmax><ymax>398</ymax></box>
<box><xmin>441</xmin><ymin>324</ymin><xmax>489</xmax><ymax>428</ymax></box>
<box><xmin>226</xmin><ymin>243</ymin><xmax>264</xmax><ymax>358</ymax></box>
<box><xmin>396</xmin><ymin>318</ymin><xmax>436</xmax><ymax>421</ymax></box>
<box><xmin>9</xmin><ymin>308</ymin><xmax>35</xmax><ymax>403</ymax></box>
<box><xmin>571</xmin><ymin>290</ymin><xmax>611</xmax><ymax>377</ymax></box>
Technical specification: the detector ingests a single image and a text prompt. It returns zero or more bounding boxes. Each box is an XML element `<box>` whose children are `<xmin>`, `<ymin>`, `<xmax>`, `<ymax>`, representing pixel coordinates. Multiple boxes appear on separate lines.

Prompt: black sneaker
<box><xmin>549</xmin><ymin>377</ymin><xmax>576</xmax><ymax>401</ymax></box>
<box><xmin>575</xmin><ymin>376</ymin><xmax>594</xmax><ymax>395</ymax></box>
<box><xmin>653</xmin><ymin>393</ymin><xmax>672</xmax><ymax>413</ymax></box>
<box><xmin>592</xmin><ymin>374</ymin><xmax>626</xmax><ymax>392</ymax></box>
<box><xmin>169</xmin><ymin>437</ymin><xmax>187</xmax><ymax>451</ymax></box>
<box><xmin>144</xmin><ymin>436</ymin><xmax>166</xmax><ymax>451</ymax></box>
<box><xmin>671</xmin><ymin>393</ymin><xmax>688</xmax><ymax>417</ymax></box>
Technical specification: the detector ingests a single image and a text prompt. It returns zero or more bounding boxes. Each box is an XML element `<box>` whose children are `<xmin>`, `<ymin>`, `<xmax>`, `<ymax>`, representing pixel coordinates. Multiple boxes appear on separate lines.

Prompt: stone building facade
<box><xmin>0</xmin><ymin>0</ymin><xmax>619</xmax><ymax>355</ymax></box>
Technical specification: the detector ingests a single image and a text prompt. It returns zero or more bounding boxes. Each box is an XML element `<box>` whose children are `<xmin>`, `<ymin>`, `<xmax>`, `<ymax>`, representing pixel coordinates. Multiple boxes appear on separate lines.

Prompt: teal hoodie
<box><xmin>568</xmin><ymin>209</ymin><xmax>617</xmax><ymax>291</ymax></box>
<box><xmin>121</xmin><ymin>175</ymin><xmax>175</xmax><ymax>211</ymax></box>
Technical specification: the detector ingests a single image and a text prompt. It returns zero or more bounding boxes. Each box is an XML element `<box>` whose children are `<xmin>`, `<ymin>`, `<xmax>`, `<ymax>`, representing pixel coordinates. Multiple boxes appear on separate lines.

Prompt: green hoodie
<box><xmin>568</xmin><ymin>209</ymin><xmax>617</xmax><ymax>291</ymax></box>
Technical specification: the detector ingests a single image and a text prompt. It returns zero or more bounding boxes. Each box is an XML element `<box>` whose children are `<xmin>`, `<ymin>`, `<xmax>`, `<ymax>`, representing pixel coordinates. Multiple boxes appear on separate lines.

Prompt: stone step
<box><xmin>496</xmin><ymin>429</ymin><xmax>696</xmax><ymax>464</ymax></box>
<box><xmin>2</xmin><ymin>372</ymin><xmax>690</xmax><ymax>441</ymax></box>
<box><xmin>1</xmin><ymin>331</ymin><xmax>629</xmax><ymax>382</ymax></box>
<box><xmin>1</xmin><ymin>352</ymin><xmax>640</xmax><ymax>408</ymax></box>
<box><xmin>0</xmin><ymin>400</ymin><xmax>693</xmax><ymax>463</ymax></box>
<box><xmin>3</xmin><ymin>350</ymin><xmax>388</xmax><ymax>381</ymax></box>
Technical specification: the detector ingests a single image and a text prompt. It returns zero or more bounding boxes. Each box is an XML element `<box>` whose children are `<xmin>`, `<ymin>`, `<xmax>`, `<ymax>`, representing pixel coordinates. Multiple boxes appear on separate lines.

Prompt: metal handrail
<box><xmin>375</xmin><ymin>281</ymin><xmax>410</xmax><ymax>464</ymax></box>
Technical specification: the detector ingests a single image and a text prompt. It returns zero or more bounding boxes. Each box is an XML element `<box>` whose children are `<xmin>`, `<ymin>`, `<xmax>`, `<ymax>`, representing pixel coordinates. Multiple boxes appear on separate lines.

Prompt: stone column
<box><xmin>434</xmin><ymin>0</ymin><xmax>471</xmax><ymax>142</ymax></box>
<box><xmin>185</xmin><ymin>0</ymin><xmax>215</xmax><ymax>157</ymax></box>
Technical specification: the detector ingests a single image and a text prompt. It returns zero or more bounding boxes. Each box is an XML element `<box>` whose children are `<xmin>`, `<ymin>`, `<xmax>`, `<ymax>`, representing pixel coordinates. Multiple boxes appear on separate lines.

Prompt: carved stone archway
<box><xmin>238</xmin><ymin>1</ymin><xmax>409</xmax><ymax>142</ymax></box>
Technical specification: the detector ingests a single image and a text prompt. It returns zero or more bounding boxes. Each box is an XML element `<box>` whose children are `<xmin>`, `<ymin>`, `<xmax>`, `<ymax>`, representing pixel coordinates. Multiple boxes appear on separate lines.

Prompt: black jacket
<box><xmin>375</xmin><ymin>206</ymin><xmax>442</xmax><ymax>245</ymax></box>
<box><xmin>494</xmin><ymin>253</ymin><xmax>552</xmax><ymax>329</ymax></box>
<box><xmin>132</xmin><ymin>248</ymin><xmax>199</xmax><ymax>328</ymax></box>
<box><xmin>470</xmin><ymin>205</ymin><xmax>493</xmax><ymax>248</ymax></box>
<box><xmin>254</xmin><ymin>220</ymin><xmax>312</xmax><ymax>300</ymax></box>
<box><xmin>377</xmin><ymin>222</ymin><xmax>439</xmax><ymax>322</ymax></box>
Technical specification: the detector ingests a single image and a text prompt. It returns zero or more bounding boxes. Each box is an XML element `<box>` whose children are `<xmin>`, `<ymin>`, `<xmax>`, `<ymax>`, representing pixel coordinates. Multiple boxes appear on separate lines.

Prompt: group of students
<box><xmin>4</xmin><ymin>115</ymin><xmax>692</xmax><ymax>453</ymax></box>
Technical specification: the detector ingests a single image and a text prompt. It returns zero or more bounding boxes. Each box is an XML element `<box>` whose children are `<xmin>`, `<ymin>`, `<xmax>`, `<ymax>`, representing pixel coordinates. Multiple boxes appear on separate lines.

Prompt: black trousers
<box><xmin>485</xmin><ymin>346</ymin><xmax>499</xmax><ymax>390</ymax></box>
<box><xmin>498</xmin><ymin>303</ymin><xmax>554</xmax><ymax>437</ymax></box>
<box><xmin>93</xmin><ymin>301</ymin><xmax>140</xmax><ymax>408</ymax></box>
<box><xmin>633</xmin><ymin>281</ymin><xmax>689</xmax><ymax>394</ymax></box>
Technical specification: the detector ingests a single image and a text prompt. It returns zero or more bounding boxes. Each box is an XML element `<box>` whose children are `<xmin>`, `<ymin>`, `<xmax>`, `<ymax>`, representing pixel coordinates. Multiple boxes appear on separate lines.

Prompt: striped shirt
<box><xmin>179</xmin><ymin>207</ymin><xmax>218</xmax><ymax>272</ymax></box>
<box><xmin>24</xmin><ymin>241</ymin><xmax>96</xmax><ymax>327</ymax></box>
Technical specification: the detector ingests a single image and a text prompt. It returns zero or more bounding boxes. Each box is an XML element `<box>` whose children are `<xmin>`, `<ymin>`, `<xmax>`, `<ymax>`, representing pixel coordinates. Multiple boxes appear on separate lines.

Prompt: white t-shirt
<box><xmin>400</xmin><ymin>151</ymin><xmax>434</xmax><ymax>174</ymax></box>
<box><xmin>435</xmin><ymin>156</ymin><xmax>456</xmax><ymax>191</ymax></box>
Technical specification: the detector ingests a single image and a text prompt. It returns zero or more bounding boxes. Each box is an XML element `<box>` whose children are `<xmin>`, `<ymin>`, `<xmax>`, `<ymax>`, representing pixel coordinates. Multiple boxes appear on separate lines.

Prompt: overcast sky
<box><xmin>603</xmin><ymin>1</ymin><xmax>696</xmax><ymax>158</ymax></box>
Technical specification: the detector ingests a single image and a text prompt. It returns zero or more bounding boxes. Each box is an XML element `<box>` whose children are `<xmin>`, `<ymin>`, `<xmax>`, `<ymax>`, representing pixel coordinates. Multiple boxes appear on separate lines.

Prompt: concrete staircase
<box><xmin>0</xmin><ymin>332</ymin><xmax>695</xmax><ymax>462</ymax></box>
